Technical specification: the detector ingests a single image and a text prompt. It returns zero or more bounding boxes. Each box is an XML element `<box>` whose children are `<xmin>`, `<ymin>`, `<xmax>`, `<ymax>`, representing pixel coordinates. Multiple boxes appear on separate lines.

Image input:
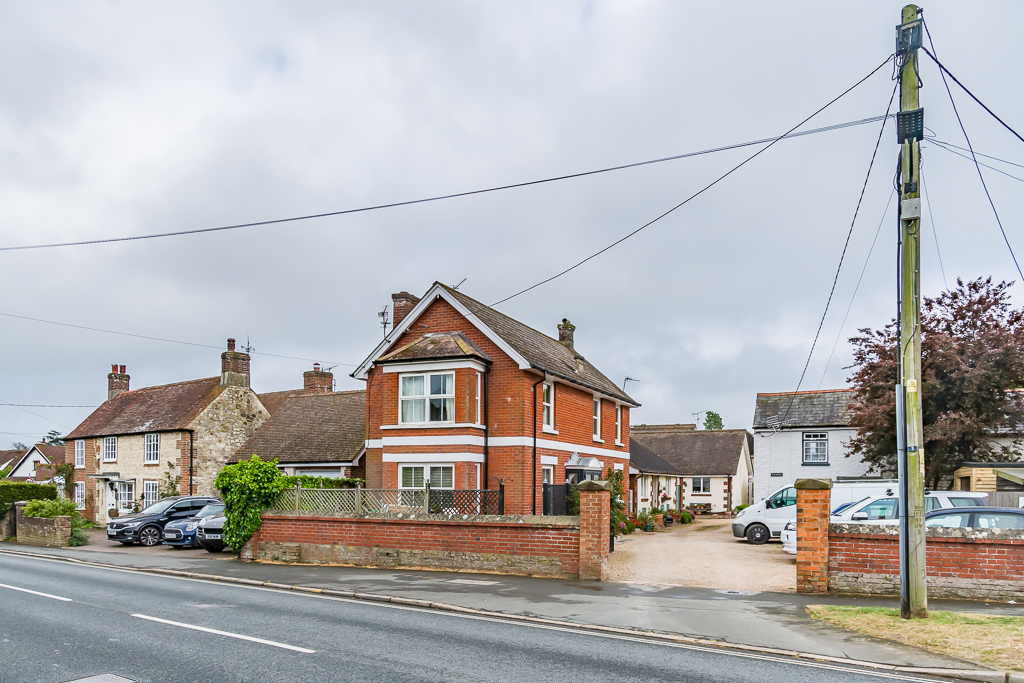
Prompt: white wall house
<box><xmin>751</xmin><ymin>389</ymin><xmax>880</xmax><ymax>500</ymax></box>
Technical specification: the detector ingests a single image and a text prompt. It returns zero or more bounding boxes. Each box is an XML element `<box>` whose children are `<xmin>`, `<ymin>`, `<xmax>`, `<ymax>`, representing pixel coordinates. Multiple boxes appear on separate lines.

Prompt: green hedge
<box><xmin>0</xmin><ymin>481</ymin><xmax>58</xmax><ymax>515</ymax></box>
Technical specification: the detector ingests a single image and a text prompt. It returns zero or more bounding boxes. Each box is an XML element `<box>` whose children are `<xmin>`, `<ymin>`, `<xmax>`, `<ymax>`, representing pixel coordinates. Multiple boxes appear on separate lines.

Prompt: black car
<box><xmin>195</xmin><ymin>512</ymin><xmax>226</xmax><ymax>553</ymax></box>
<box><xmin>925</xmin><ymin>506</ymin><xmax>1024</xmax><ymax>530</ymax></box>
<box><xmin>106</xmin><ymin>495</ymin><xmax>221</xmax><ymax>547</ymax></box>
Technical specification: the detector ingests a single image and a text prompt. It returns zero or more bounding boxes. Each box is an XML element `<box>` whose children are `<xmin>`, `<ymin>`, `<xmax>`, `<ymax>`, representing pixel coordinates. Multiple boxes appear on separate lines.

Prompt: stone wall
<box><xmin>1</xmin><ymin>507</ymin><xmax>14</xmax><ymax>539</ymax></box>
<box><xmin>829</xmin><ymin>523</ymin><xmax>1024</xmax><ymax>602</ymax></box>
<box><xmin>15</xmin><ymin>504</ymin><xmax>71</xmax><ymax>547</ymax></box>
<box><xmin>188</xmin><ymin>386</ymin><xmax>270</xmax><ymax>497</ymax></box>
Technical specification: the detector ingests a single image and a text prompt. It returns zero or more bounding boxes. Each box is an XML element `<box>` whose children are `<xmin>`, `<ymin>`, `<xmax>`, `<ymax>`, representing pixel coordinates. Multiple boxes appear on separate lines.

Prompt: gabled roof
<box><xmin>631</xmin><ymin>426</ymin><xmax>751</xmax><ymax>476</ymax></box>
<box><xmin>66</xmin><ymin>377</ymin><xmax>224</xmax><ymax>439</ymax></box>
<box><xmin>354</xmin><ymin>282</ymin><xmax>637</xmax><ymax>405</ymax></box>
<box><xmin>1</xmin><ymin>449</ymin><xmax>25</xmax><ymax>472</ymax></box>
<box><xmin>377</xmin><ymin>332</ymin><xmax>492</xmax><ymax>364</ymax></box>
<box><xmin>36</xmin><ymin>444</ymin><xmax>65</xmax><ymax>463</ymax></box>
<box><xmin>628</xmin><ymin>438</ymin><xmax>683</xmax><ymax>476</ymax></box>
<box><xmin>228</xmin><ymin>390</ymin><xmax>366</xmax><ymax>466</ymax></box>
<box><xmin>5</xmin><ymin>444</ymin><xmax>63</xmax><ymax>479</ymax></box>
<box><xmin>752</xmin><ymin>389</ymin><xmax>855</xmax><ymax>429</ymax></box>
<box><xmin>257</xmin><ymin>389</ymin><xmax>313</xmax><ymax>416</ymax></box>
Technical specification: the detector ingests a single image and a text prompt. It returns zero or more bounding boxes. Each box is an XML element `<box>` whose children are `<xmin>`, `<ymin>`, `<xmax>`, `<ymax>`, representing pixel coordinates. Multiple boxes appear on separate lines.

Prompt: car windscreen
<box><xmin>139</xmin><ymin>499</ymin><xmax>176</xmax><ymax>515</ymax></box>
<box><xmin>926</xmin><ymin>512</ymin><xmax>969</xmax><ymax>528</ymax></box>
<box><xmin>832</xmin><ymin>498</ymin><xmax>866</xmax><ymax>515</ymax></box>
<box><xmin>948</xmin><ymin>497</ymin><xmax>985</xmax><ymax>507</ymax></box>
<box><xmin>195</xmin><ymin>504</ymin><xmax>225</xmax><ymax>518</ymax></box>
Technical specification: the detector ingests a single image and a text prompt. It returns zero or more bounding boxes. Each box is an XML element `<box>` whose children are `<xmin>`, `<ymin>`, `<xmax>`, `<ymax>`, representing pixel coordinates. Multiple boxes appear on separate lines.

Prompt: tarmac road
<box><xmin>0</xmin><ymin>553</ymin><xmax>966</xmax><ymax>683</ymax></box>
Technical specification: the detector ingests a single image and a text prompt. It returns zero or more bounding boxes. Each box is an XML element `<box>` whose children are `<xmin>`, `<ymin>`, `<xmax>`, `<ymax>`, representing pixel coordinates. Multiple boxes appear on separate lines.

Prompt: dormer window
<box><xmin>400</xmin><ymin>372</ymin><xmax>455</xmax><ymax>424</ymax></box>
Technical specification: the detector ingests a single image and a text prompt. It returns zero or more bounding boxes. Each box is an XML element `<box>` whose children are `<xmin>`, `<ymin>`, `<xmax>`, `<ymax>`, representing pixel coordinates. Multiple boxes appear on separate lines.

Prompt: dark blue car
<box><xmin>162</xmin><ymin>502</ymin><xmax>225</xmax><ymax>548</ymax></box>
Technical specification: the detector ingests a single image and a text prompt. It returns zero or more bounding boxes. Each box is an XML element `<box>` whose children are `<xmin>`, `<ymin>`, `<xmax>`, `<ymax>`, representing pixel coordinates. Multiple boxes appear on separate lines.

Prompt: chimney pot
<box><xmin>227</xmin><ymin>338</ymin><xmax>236</xmax><ymax>352</ymax></box>
<box><xmin>111</xmin><ymin>364</ymin><xmax>118</xmax><ymax>373</ymax></box>
<box><xmin>391</xmin><ymin>291</ymin><xmax>421</xmax><ymax>329</ymax></box>
<box><xmin>119</xmin><ymin>365</ymin><xmax>126</xmax><ymax>374</ymax></box>
<box><xmin>558</xmin><ymin>318</ymin><xmax>576</xmax><ymax>351</ymax></box>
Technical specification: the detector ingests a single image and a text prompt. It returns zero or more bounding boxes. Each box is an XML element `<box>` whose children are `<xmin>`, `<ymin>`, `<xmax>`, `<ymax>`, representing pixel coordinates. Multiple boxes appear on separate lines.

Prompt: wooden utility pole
<box><xmin>897</xmin><ymin>3</ymin><xmax>928</xmax><ymax>619</ymax></box>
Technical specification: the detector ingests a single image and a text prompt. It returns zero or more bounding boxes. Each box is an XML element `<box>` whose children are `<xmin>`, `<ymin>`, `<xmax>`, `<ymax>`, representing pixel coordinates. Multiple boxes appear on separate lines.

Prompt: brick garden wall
<box><xmin>829</xmin><ymin>525</ymin><xmax>1024</xmax><ymax>602</ymax></box>
<box><xmin>15</xmin><ymin>504</ymin><xmax>71</xmax><ymax>547</ymax></box>
<box><xmin>251</xmin><ymin>481</ymin><xmax>613</xmax><ymax>579</ymax></box>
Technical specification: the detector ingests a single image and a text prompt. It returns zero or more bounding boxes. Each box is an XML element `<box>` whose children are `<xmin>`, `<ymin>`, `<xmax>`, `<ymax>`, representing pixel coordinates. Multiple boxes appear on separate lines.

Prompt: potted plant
<box><xmin>652</xmin><ymin>507</ymin><xmax>664</xmax><ymax>527</ymax></box>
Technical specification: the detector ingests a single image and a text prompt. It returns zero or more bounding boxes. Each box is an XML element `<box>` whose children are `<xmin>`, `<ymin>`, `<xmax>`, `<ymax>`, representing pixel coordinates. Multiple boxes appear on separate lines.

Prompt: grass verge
<box><xmin>806</xmin><ymin>605</ymin><xmax>1024</xmax><ymax>672</ymax></box>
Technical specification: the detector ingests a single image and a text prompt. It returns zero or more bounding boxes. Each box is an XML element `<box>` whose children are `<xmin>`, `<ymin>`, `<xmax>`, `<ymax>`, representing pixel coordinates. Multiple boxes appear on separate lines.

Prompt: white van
<box><xmin>731</xmin><ymin>480</ymin><xmax>899</xmax><ymax>544</ymax></box>
<box><xmin>780</xmin><ymin>491</ymin><xmax>989</xmax><ymax>553</ymax></box>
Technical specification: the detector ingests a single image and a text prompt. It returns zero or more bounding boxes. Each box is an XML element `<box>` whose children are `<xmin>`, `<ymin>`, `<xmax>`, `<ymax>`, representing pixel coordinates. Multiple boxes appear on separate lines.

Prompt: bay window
<box><xmin>400</xmin><ymin>372</ymin><xmax>455</xmax><ymax>424</ymax></box>
<box><xmin>400</xmin><ymin>465</ymin><xmax>454</xmax><ymax>489</ymax></box>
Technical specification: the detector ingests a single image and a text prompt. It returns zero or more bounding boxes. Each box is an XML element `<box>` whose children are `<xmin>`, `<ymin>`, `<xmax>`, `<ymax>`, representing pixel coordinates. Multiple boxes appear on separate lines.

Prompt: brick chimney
<box><xmin>391</xmin><ymin>291</ymin><xmax>421</xmax><ymax>329</ymax></box>
<box><xmin>220</xmin><ymin>338</ymin><xmax>250</xmax><ymax>388</ymax></box>
<box><xmin>558</xmin><ymin>319</ymin><xmax>575</xmax><ymax>351</ymax></box>
<box><xmin>303</xmin><ymin>363</ymin><xmax>333</xmax><ymax>394</ymax></box>
<box><xmin>108</xmin><ymin>364</ymin><xmax>130</xmax><ymax>400</ymax></box>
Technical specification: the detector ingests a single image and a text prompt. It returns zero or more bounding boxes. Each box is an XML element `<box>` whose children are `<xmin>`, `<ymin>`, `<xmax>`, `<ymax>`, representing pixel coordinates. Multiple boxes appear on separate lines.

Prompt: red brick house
<box><xmin>352</xmin><ymin>282</ymin><xmax>639</xmax><ymax>515</ymax></box>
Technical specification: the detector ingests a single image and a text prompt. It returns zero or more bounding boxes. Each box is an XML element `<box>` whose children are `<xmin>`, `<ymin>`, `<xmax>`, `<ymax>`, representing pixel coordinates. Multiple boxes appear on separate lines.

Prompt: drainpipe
<box><xmin>482</xmin><ymin>366</ymin><xmax>490</xmax><ymax>492</ymax></box>
<box><xmin>187</xmin><ymin>429</ymin><xmax>195</xmax><ymax>495</ymax></box>
<box><xmin>531</xmin><ymin>373</ymin><xmax>547</xmax><ymax>515</ymax></box>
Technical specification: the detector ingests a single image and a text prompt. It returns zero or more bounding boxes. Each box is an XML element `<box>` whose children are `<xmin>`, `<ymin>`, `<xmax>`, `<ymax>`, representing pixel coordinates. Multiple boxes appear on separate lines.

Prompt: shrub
<box><xmin>68</xmin><ymin>528</ymin><xmax>89</xmax><ymax>546</ymax></box>
<box><xmin>23</xmin><ymin>498</ymin><xmax>77</xmax><ymax>518</ymax></box>
<box><xmin>733</xmin><ymin>504</ymin><xmax>749</xmax><ymax>514</ymax></box>
<box><xmin>0</xmin><ymin>481</ymin><xmax>57</xmax><ymax>515</ymax></box>
<box><xmin>679</xmin><ymin>510</ymin><xmax>694</xmax><ymax>524</ymax></box>
<box><xmin>566</xmin><ymin>484</ymin><xmax>580</xmax><ymax>516</ymax></box>
<box><xmin>215</xmin><ymin>455</ymin><xmax>291</xmax><ymax>552</ymax></box>
<box><xmin>281</xmin><ymin>475</ymin><xmax>363</xmax><ymax>490</ymax></box>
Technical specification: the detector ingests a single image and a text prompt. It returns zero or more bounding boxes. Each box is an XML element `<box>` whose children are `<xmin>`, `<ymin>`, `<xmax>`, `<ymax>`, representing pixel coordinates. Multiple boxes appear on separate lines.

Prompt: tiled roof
<box><xmin>631</xmin><ymin>426</ymin><xmax>751</xmax><ymax>476</ymax></box>
<box><xmin>440</xmin><ymin>284</ymin><xmax>637</xmax><ymax>405</ymax></box>
<box><xmin>628</xmin><ymin>438</ymin><xmax>683</xmax><ymax>475</ymax></box>
<box><xmin>1</xmin><ymin>449</ymin><xmax>24</xmax><ymax>471</ymax></box>
<box><xmin>377</xmin><ymin>332</ymin><xmax>492</xmax><ymax>364</ymax></box>
<box><xmin>228</xmin><ymin>390</ymin><xmax>366</xmax><ymax>466</ymax></box>
<box><xmin>752</xmin><ymin>389</ymin><xmax>856</xmax><ymax>429</ymax></box>
<box><xmin>36</xmin><ymin>444</ymin><xmax>65</xmax><ymax>464</ymax></box>
<box><xmin>258</xmin><ymin>389</ymin><xmax>314</xmax><ymax>416</ymax></box>
<box><xmin>66</xmin><ymin>377</ymin><xmax>224</xmax><ymax>439</ymax></box>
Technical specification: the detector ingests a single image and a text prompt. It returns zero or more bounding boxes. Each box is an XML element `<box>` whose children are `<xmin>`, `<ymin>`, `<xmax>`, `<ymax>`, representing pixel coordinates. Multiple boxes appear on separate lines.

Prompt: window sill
<box><xmin>382</xmin><ymin>423</ymin><xmax>483</xmax><ymax>430</ymax></box>
<box><xmin>144</xmin><ymin>462</ymin><xmax>160</xmax><ymax>466</ymax></box>
<box><xmin>690</xmin><ymin>493</ymin><xmax>712</xmax><ymax>496</ymax></box>
<box><xmin>542</xmin><ymin>427</ymin><xmax>559</xmax><ymax>435</ymax></box>
<box><xmin>592</xmin><ymin>437</ymin><xmax>605</xmax><ymax>444</ymax></box>
<box><xmin>801</xmin><ymin>462</ymin><xmax>830</xmax><ymax>466</ymax></box>
<box><xmin>74</xmin><ymin>465</ymin><xmax>84</xmax><ymax>470</ymax></box>
<box><xmin>614</xmin><ymin>441</ymin><xmax>624</xmax><ymax>447</ymax></box>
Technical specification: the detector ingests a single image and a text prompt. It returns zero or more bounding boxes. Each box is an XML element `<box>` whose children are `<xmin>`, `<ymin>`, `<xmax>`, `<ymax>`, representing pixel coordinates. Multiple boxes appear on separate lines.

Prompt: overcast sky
<box><xmin>3</xmin><ymin>1</ymin><xmax>1024</xmax><ymax>446</ymax></box>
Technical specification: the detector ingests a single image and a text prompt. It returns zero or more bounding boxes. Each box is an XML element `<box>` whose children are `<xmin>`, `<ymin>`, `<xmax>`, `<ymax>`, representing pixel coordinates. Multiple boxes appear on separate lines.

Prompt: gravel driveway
<box><xmin>607</xmin><ymin>517</ymin><xmax>796</xmax><ymax>592</ymax></box>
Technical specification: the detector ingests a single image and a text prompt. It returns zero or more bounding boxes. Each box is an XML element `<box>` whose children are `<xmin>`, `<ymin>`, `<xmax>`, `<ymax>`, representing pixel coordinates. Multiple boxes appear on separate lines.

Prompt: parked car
<box><xmin>106</xmin><ymin>495</ymin><xmax>221</xmax><ymax>547</ymax></box>
<box><xmin>733</xmin><ymin>480</ymin><xmax>900</xmax><ymax>545</ymax></box>
<box><xmin>925</xmin><ymin>506</ymin><xmax>1024</xmax><ymax>529</ymax></box>
<box><xmin>780</xmin><ymin>491</ymin><xmax>991</xmax><ymax>554</ymax></box>
<box><xmin>196</xmin><ymin>512</ymin><xmax>226</xmax><ymax>553</ymax></box>
<box><xmin>162</xmin><ymin>502</ymin><xmax>226</xmax><ymax>548</ymax></box>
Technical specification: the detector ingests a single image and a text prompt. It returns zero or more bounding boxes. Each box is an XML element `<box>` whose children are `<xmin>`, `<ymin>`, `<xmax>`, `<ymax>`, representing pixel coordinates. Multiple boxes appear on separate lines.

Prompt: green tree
<box><xmin>44</xmin><ymin>430</ymin><xmax>64</xmax><ymax>446</ymax></box>
<box><xmin>215</xmin><ymin>455</ymin><xmax>290</xmax><ymax>552</ymax></box>
<box><xmin>848</xmin><ymin>277</ymin><xmax>1024</xmax><ymax>488</ymax></box>
<box><xmin>702</xmin><ymin>411</ymin><xmax>724</xmax><ymax>430</ymax></box>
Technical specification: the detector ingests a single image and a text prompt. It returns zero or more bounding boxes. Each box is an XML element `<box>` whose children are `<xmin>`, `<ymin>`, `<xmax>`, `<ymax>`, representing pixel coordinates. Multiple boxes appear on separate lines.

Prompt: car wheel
<box><xmin>745</xmin><ymin>523</ymin><xmax>770</xmax><ymax>545</ymax></box>
<box><xmin>138</xmin><ymin>526</ymin><xmax>162</xmax><ymax>547</ymax></box>
<box><xmin>205</xmin><ymin>544</ymin><xmax>225</xmax><ymax>553</ymax></box>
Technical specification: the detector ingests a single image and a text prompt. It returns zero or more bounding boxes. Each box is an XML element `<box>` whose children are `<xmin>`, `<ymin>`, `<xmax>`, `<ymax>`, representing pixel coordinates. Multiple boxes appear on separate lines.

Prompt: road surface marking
<box><xmin>0</xmin><ymin>582</ymin><xmax>72</xmax><ymax>601</ymax></box>
<box><xmin>131</xmin><ymin>614</ymin><xmax>315</xmax><ymax>653</ymax></box>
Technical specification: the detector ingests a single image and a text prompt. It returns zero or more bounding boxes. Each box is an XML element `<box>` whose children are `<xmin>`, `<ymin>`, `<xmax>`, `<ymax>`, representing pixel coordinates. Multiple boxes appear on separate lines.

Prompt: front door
<box><xmin>104</xmin><ymin>482</ymin><xmax>117</xmax><ymax>522</ymax></box>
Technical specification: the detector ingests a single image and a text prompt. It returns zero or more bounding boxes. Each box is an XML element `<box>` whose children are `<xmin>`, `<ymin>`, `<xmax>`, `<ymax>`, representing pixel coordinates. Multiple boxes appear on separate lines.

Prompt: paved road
<box><xmin>0</xmin><ymin>553</ymin><xmax>961</xmax><ymax>683</ymax></box>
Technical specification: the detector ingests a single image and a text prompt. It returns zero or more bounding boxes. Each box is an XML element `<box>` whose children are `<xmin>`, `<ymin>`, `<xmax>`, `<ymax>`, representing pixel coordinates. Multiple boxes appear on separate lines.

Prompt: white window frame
<box><xmin>74</xmin><ymin>482</ymin><xmax>86</xmax><ymax>510</ymax></box>
<box><xmin>692</xmin><ymin>477</ymin><xmax>712</xmax><ymax>494</ymax></box>
<box><xmin>592</xmin><ymin>398</ymin><xmax>603</xmax><ymax>442</ymax></box>
<box><xmin>103</xmin><ymin>436</ymin><xmax>117</xmax><ymax>463</ymax></box>
<box><xmin>74</xmin><ymin>440</ymin><xmax>85</xmax><ymax>469</ymax></box>
<box><xmin>615</xmin><ymin>405</ymin><xmax>623</xmax><ymax>445</ymax></box>
<box><xmin>475</xmin><ymin>372</ymin><xmax>482</xmax><ymax>425</ymax></box>
<box><xmin>399</xmin><ymin>464</ymin><xmax>455</xmax><ymax>489</ymax></box>
<box><xmin>542</xmin><ymin>465</ymin><xmax>554</xmax><ymax>485</ymax></box>
<box><xmin>542</xmin><ymin>381</ymin><xmax>557</xmax><ymax>433</ymax></box>
<box><xmin>399</xmin><ymin>372</ymin><xmax>456</xmax><ymax>425</ymax></box>
<box><xmin>144</xmin><ymin>433</ymin><xmax>160</xmax><ymax>464</ymax></box>
<box><xmin>802</xmin><ymin>433</ymin><xmax>829</xmax><ymax>464</ymax></box>
<box><xmin>143</xmin><ymin>480</ymin><xmax>159</xmax><ymax>509</ymax></box>
<box><xmin>117</xmin><ymin>480</ymin><xmax>135</xmax><ymax>511</ymax></box>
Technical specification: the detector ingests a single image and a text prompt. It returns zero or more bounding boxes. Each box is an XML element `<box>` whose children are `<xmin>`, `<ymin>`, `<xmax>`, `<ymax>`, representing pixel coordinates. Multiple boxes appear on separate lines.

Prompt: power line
<box><xmin>0</xmin><ymin>115</ymin><xmax>895</xmax><ymax>253</ymax></box>
<box><xmin>0</xmin><ymin>397</ymin><xmax>70</xmax><ymax>430</ymax></box>
<box><xmin>927</xmin><ymin>139</ymin><xmax>1024</xmax><ymax>183</ymax></box>
<box><xmin>816</xmin><ymin>188</ymin><xmax>895</xmax><ymax>390</ymax></box>
<box><xmin>920</xmin><ymin>170</ymin><xmax>949</xmax><ymax>291</ymax></box>
<box><xmin>492</xmin><ymin>56</ymin><xmax>895</xmax><ymax>307</ymax></box>
<box><xmin>0</xmin><ymin>404</ymin><xmax>98</xmax><ymax>408</ymax></box>
<box><xmin>920</xmin><ymin>44</ymin><xmax>1024</xmax><ymax>147</ymax></box>
<box><xmin>779</xmin><ymin>79</ymin><xmax>899</xmax><ymax>423</ymax></box>
<box><xmin>924</xmin><ymin>27</ymin><xmax>1024</xmax><ymax>286</ymax></box>
<box><xmin>0</xmin><ymin>310</ymin><xmax>357</xmax><ymax>367</ymax></box>
<box><xmin>928</xmin><ymin>138</ymin><xmax>1024</xmax><ymax>171</ymax></box>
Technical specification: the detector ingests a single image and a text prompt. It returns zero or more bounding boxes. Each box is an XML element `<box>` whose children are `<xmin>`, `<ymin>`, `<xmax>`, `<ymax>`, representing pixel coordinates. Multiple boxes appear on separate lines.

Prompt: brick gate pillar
<box><xmin>795</xmin><ymin>478</ymin><xmax>832</xmax><ymax>594</ymax></box>
<box><xmin>577</xmin><ymin>480</ymin><xmax>612</xmax><ymax>581</ymax></box>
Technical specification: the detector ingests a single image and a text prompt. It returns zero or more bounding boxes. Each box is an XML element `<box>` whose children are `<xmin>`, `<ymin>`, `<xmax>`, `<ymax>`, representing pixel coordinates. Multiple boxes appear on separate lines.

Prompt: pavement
<box><xmin>4</xmin><ymin>532</ymin><xmax>1023</xmax><ymax>675</ymax></box>
<box><xmin>0</xmin><ymin>551</ymin><xmax>1007</xmax><ymax>683</ymax></box>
